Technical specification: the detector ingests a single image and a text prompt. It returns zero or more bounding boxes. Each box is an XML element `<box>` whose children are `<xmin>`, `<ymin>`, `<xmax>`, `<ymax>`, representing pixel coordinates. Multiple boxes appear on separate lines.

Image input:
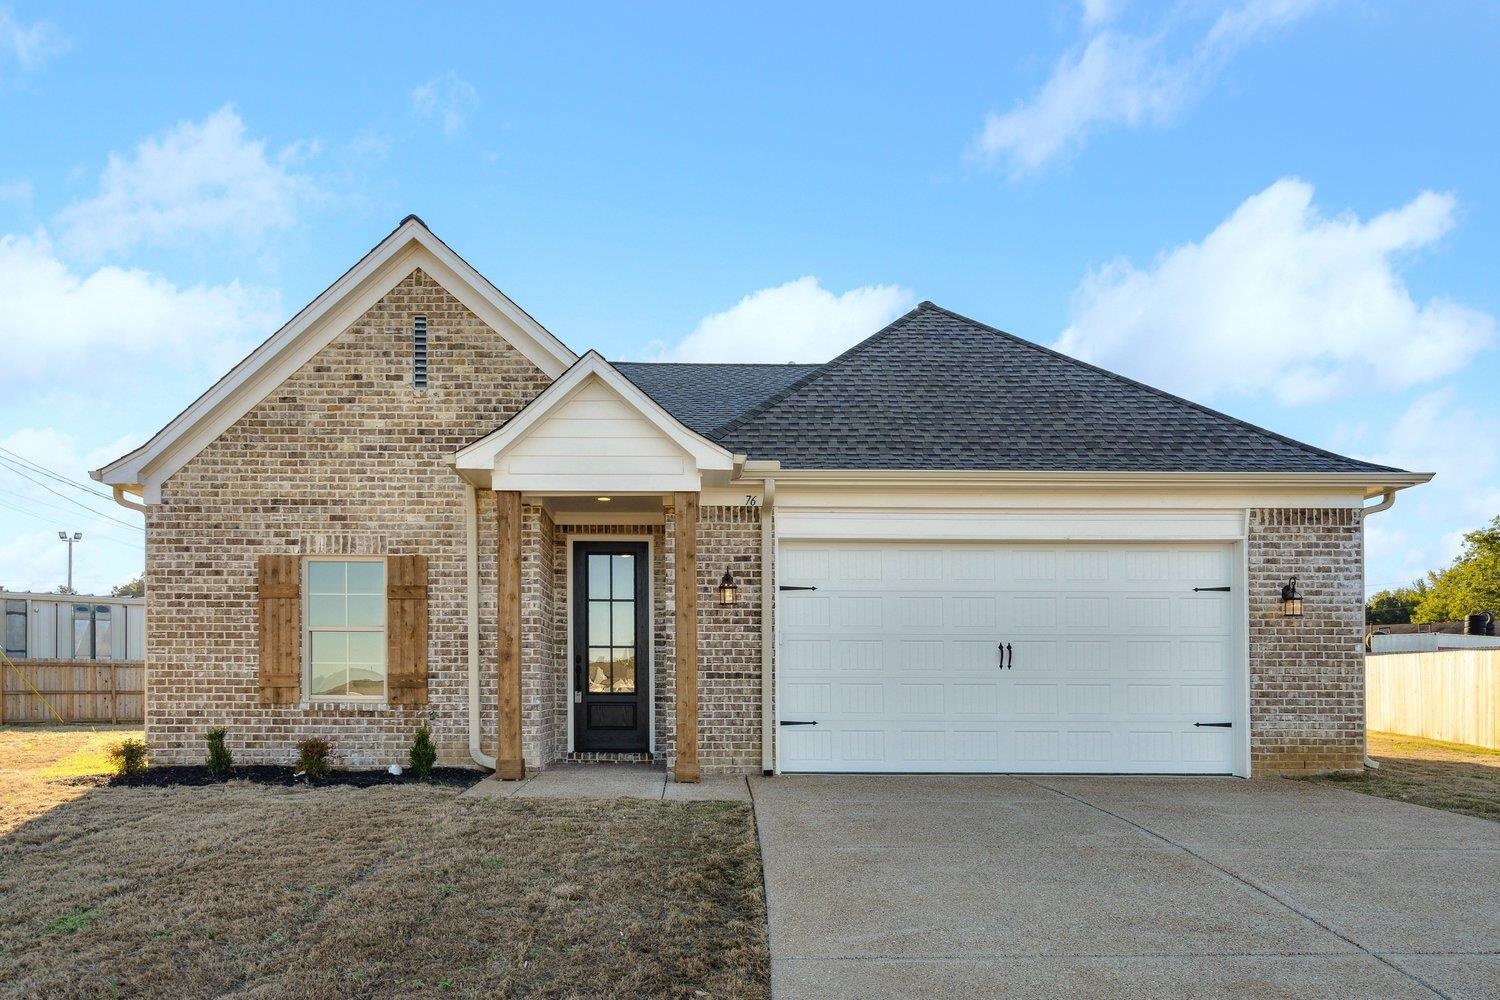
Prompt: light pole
<box><xmin>58</xmin><ymin>531</ymin><xmax>82</xmax><ymax>593</ymax></box>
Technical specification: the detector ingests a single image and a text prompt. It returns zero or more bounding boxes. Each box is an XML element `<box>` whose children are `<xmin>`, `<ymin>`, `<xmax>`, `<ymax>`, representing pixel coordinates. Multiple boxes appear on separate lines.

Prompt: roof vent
<box><xmin>412</xmin><ymin>316</ymin><xmax>429</xmax><ymax>389</ymax></box>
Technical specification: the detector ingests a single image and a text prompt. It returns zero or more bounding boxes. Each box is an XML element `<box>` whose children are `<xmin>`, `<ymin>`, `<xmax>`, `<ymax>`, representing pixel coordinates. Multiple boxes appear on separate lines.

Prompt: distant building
<box><xmin>2</xmin><ymin>591</ymin><xmax>145</xmax><ymax>661</ymax></box>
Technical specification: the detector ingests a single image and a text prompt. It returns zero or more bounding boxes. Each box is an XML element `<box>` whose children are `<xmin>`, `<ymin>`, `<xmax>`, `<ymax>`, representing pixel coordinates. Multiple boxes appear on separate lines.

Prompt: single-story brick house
<box><xmin>94</xmin><ymin>217</ymin><xmax>1429</xmax><ymax>781</ymax></box>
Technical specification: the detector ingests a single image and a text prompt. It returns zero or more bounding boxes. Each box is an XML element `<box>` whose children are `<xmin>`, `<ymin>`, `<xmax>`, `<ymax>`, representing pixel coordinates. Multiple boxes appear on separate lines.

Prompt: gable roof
<box><xmin>709</xmin><ymin>302</ymin><xmax>1409</xmax><ymax>476</ymax></box>
<box><xmin>453</xmin><ymin>352</ymin><xmax>735</xmax><ymax>492</ymax></box>
<box><xmin>613</xmin><ymin>362</ymin><xmax>820</xmax><ymax>437</ymax></box>
<box><xmin>93</xmin><ymin>216</ymin><xmax>577</xmax><ymax>501</ymax></box>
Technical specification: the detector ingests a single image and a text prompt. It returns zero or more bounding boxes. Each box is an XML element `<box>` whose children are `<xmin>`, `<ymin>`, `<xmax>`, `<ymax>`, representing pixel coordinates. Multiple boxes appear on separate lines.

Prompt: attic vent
<box><xmin>412</xmin><ymin>316</ymin><xmax>429</xmax><ymax>388</ymax></box>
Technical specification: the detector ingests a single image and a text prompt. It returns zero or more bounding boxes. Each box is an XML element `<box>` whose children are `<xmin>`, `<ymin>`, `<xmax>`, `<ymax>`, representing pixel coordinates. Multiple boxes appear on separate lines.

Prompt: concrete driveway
<box><xmin>750</xmin><ymin>775</ymin><xmax>1500</xmax><ymax>999</ymax></box>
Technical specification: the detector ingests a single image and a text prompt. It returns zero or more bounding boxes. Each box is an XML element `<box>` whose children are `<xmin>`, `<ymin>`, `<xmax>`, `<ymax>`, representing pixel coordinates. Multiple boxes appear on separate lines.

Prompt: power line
<box><xmin>0</xmin><ymin>459</ymin><xmax>143</xmax><ymax>532</ymax></box>
<box><xmin>0</xmin><ymin>445</ymin><xmax>116</xmax><ymax>500</ymax></box>
<box><xmin>0</xmin><ymin>497</ymin><xmax>144</xmax><ymax>550</ymax></box>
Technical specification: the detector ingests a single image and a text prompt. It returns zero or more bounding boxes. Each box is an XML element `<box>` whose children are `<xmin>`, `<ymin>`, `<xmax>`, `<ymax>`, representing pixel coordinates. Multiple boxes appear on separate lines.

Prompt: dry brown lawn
<box><xmin>0</xmin><ymin>726</ymin><xmax>770</xmax><ymax>999</ymax></box>
<box><xmin>1304</xmin><ymin>730</ymin><xmax>1500</xmax><ymax>821</ymax></box>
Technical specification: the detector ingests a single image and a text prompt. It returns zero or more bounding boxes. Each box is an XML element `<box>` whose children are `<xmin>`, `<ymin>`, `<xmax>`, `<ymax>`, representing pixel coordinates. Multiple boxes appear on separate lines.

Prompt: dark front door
<box><xmin>573</xmin><ymin>541</ymin><xmax>650</xmax><ymax>752</ymax></box>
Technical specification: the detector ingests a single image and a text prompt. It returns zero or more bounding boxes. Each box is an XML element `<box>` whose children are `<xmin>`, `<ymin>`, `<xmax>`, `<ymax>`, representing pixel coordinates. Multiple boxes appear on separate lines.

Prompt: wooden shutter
<box><xmin>257</xmin><ymin>555</ymin><xmax>301</xmax><ymax>705</ymax></box>
<box><xmin>386</xmin><ymin>554</ymin><xmax>429</xmax><ymax>706</ymax></box>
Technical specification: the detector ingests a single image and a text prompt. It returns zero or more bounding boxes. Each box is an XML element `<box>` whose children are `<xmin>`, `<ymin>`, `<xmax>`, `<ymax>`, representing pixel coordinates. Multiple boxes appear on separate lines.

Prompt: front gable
<box><xmin>93</xmin><ymin>217</ymin><xmax>577</xmax><ymax>502</ymax></box>
<box><xmin>454</xmin><ymin>353</ymin><xmax>736</xmax><ymax>493</ymax></box>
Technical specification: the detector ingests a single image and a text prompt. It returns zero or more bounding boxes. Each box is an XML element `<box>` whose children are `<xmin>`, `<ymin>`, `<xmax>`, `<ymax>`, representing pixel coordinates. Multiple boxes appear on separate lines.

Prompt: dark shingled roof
<box><xmin>619</xmin><ymin>303</ymin><xmax>1404</xmax><ymax>474</ymax></box>
<box><xmin>615</xmin><ymin>361</ymin><xmax>820</xmax><ymax>438</ymax></box>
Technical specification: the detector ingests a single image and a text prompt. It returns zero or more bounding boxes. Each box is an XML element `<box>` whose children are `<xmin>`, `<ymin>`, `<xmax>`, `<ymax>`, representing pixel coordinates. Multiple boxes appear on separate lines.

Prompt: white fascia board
<box><xmin>92</xmin><ymin>218</ymin><xmax>578</xmax><ymax>501</ymax></box>
<box><xmin>739</xmin><ymin>468</ymin><xmax>1433</xmax><ymax>500</ymax></box>
<box><xmin>453</xmin><ymin>352</ymin><xmax>735</xmax><ymax>475</ymax></box>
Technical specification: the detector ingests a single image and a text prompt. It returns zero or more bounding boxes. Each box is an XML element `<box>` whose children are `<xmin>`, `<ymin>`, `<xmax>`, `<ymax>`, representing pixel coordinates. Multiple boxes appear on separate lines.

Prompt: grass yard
<box><xmin>0</xmin><ymin>726</ymin><xmax>770</xmax><ymax>999</ymax></box>
<box><xmin>1304</xmin><ymin>730</ymin><xmax>1500</xmax><ymax>821</ymax></box>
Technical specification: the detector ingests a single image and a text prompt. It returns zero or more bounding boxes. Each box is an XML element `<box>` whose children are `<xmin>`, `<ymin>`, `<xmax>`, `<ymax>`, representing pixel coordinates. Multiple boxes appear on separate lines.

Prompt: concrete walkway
<box><xmin>460</xmin><ymin>763</ymin><xmax>751</xmax><ymax>801</ymax></box>
<box><xmin>751</xmin><ymin>774</ymin><xmax>1500</xmax><ymax>999</ymax></box>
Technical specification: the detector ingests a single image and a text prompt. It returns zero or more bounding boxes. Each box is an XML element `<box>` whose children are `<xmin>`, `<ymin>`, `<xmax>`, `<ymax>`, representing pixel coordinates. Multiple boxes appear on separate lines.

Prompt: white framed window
<box><xmin>304</xmin><ymin>557</ymin><xmax>387</xmax><ymax>700</ymax></box>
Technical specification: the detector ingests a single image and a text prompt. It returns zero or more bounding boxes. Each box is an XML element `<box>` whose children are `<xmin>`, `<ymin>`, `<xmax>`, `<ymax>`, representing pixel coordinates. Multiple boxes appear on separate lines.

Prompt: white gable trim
<box><xmin>454</xmin><ymin>352</ymin><xmax>735</xmax><ymax>492</ymax></box>
<box><xmin>92</xmin><ymin>217</ymin><xmax>577</xmax><ymax>502</ymax></box>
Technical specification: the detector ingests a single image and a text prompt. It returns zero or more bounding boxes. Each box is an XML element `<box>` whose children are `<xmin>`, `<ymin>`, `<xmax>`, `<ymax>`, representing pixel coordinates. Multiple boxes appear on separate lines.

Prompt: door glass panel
<box><xmin>611</xmin><ymin>602</ymin><xmax>634</xmax><ymax>645</ymax></box>
<box><xmin>611</xmin><ymin>649</ymin><xmax>636</xmax><ymax>693</ymax></box>
<box><xmin>588</xmin><ymin>555</ymin><xmax>610</xmax><ymax>599</ymax></box>
<box><xmin>588</xmin><ymin>601</ymin><xmax>610</xmax><ymax>645</ymax></box>
<box><xmin>611</xmin><ymin>555</ymin><xmax>633</xmax><ymax>598</ymax></box>
<box><xmin>587</xmin><ymin>648</ymin><xmax>611</xmax><ymax>692</ymax></box>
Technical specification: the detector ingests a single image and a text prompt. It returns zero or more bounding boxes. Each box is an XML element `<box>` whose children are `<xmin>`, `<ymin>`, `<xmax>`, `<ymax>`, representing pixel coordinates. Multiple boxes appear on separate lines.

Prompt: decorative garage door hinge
<box><xmin>779</xmin><ymin>720</ymin><xmax>818</xmax><ymax>726</ymax></box>
<box><xmin>778</xmin><ymin>585</ymin><xmax>817</xmax><ymax>592</ymax></box>
<box><xmin>1193</xmin><ymin>722</ymin><xmax>1233</xmax><ymax>727</ymax></box>
<box><xmin>1192</xmin><ymin>586</ymin><xmax>1232</xmax><ymax>592</ymax></box>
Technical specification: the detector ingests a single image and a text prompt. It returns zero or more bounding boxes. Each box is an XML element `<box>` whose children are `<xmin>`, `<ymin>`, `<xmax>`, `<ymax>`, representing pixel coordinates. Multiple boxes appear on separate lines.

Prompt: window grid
<box><xmin>304</xmin><ymin>557</ymin><xmax>387</xmax><ymax>701</ymax></box>
<box><xmin>586</xmin><ymin>553</ymin><xmax>636</xmax><ymax>694</ymax></box>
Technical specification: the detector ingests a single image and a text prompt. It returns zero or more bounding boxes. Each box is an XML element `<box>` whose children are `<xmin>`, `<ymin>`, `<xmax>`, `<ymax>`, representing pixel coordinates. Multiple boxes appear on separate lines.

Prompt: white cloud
<box><xmin>975</xmin><ymin>0</ymin><xmax>1319</xmax><ymax>175</ymax></box>
<box><xmin>0</xmin><ymin>231</ymin><xmax>281</xmax><ymax>386</ymax></box>
<box><xmin>1054</xmin><ymin>178</ymin><xmax>1494</xmax><ymax>405</ymax></box>
<box><xmin>411</xmin><ymin>72</ymin><xmax>479</xmax><ymax>138</ymax></box>
<box><xmin>651</xmin><ymin>277</ymin><xmax>915</xmax><ymax>363</ymax></box>
<box><xmin>0</xmin><ymin>7</ymin><xmax>67</xmax><ymax>73</ymax></box>
<box><xmin>56</xmin><ymin>105</ymin><xmax>317</xmax><ymax>258</ymax></box>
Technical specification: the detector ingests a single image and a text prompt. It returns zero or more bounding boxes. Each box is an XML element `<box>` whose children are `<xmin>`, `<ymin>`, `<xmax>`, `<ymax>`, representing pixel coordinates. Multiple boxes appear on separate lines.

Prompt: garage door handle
<box><xmin>780</xmin><ymin>720</ymin><xmax>818</xmax><ymax>726</ymax></box>
<box><xmin>1193</xmin><ymin>722</ymin><xmax>1233</xmax><ymax>728</ymax></box>
<box><xmin>998</xmin><ymin>642</ymin><xmax>1012</xmax><ymax>669</ymax></box>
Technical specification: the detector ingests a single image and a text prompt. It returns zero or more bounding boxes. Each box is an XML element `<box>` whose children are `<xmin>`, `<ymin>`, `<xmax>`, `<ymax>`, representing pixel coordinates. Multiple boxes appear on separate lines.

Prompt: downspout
<box><xmin>1360</xmin><ymin>488</ymin><xmax>1398</xmax><ymax>770</ymax></box>
<box><xmin>760</xmin><ymin>477</ymin><xmax>776</xmax><ymax>774</ymax></box>
<box><xmin>464</xmin><ymin>483</ymin><xmax>496</xmax><ymax>771</ymax></box>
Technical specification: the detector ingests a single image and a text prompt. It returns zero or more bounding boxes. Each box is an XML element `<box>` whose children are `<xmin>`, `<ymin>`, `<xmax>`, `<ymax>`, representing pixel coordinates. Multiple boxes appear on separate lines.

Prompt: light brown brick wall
<box><xmin>1247</xmin><ymin>507</ymin><xmax>1366</xmax><ymax>776</ymax></box>
<box><xmin>696</xmin><ymin>506</ymin><xmax>763</xmax><ymax>773</ymax></box>
<box><xmin>146</xmin><ymin>269</ymin><xmax>550</xmax><ymax>767</ymax></box>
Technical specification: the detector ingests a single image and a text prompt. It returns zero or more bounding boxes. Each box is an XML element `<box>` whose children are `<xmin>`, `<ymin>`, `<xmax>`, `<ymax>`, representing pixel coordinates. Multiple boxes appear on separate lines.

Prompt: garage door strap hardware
<box><xmin>778</xmin><ymin>585</ymin><xmax>817</xmax><ymax>592</ymax></box>
<box><xmin>1192</xmin><ymin>586</ymin><xmax>1232</xmax><ymax>592</ymax></box>
<box><xmin>1193</xmin><ymin>722</ymin><xmax>1233</xmax><ymax>727</ymax></box>
<box><xmin>779</xmin><ymin>720</ymin><xmax>818</xmax><ymax>726</ymax></box>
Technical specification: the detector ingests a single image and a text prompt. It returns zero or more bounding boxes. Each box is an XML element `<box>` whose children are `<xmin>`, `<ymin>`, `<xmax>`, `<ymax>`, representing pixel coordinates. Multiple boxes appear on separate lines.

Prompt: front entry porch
<box><xmin>493</xmin><ymin>490</ymin><xmax>705</xmax><ymax>783</ymax></box>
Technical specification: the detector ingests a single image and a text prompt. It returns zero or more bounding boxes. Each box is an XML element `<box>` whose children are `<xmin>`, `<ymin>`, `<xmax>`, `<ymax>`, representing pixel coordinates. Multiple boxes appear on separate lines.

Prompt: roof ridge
<box><xmin>614</xmin><ymin>361</ymin><xmax>821</xmax><ymax>368</ymax></box>
<box><xmin>918</xmin><ymin>302</ymin><xmax>1404</xmax><ymax>474</ymax></box>
<box><xmin>708</xmin><ymin>302</ymin><xmax>934</xmax><ymax>438</ymax></box>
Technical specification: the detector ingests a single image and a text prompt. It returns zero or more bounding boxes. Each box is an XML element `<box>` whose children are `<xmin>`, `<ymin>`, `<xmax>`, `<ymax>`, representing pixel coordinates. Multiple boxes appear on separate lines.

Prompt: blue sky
<box><xmin>0</xmin><ymin>1</ymin><xmax>1495</xmax><ymax>597</ymax></box>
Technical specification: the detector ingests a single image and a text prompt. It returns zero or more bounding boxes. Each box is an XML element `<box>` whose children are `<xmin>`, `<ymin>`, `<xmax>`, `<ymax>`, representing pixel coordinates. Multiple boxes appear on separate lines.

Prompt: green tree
<box><xmin>111</xmin><ymin>575</ymin><xmax>145</xmax><ymax>597</ymax></box>
<box><xmin>1365</xmin><ymin>580</ymin><xmax>1427</xmax><ymax>625</ymax></box>
<box><xmin>1413</xmin><ymin>516</ymin><xmax>1500</xmax><ymax>623</ymax></box>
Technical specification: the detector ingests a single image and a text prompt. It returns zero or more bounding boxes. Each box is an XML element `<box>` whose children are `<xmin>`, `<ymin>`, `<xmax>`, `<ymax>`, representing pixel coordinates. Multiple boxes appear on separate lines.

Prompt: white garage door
<box><xmin>776</xmin><ymin>541</ymin><xmax>1239</xmax><ymax>774</ymax></box>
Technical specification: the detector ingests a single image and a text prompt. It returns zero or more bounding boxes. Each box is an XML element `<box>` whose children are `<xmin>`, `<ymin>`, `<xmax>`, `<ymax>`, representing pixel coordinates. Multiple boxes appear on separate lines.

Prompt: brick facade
<box><xmin>1247</xmin><ymin>507</ymin><xmax>1366</xmax><ymax>776</ymax></box>
<box><xmin>146</xmin><ymin>269</ymin><xmax>551</xmax><ymax>767</ymax></box>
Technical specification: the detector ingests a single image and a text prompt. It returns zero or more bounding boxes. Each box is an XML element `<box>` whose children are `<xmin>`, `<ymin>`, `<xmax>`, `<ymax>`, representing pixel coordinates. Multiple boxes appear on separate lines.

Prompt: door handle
<box><xmin>1006</xmin><ymin>643</ymin><xmax>1013</xmax><ymax>670</ymax></box>
<box><xmin>574</xmin><ymin>652</ymin><xmax>584</xmax><ymax>692</ymax></box>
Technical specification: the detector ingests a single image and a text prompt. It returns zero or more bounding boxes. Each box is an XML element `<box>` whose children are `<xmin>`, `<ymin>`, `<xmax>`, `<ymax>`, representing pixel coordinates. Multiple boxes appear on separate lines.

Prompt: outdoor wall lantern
<box><xmin>1280</xmin><ymin>577</ymin><xmax>1304</xmax><ymax>618</ymax></box>
<box><xmin>717</xmin><ymin>569</ymin><xmax>739</xmax><ymax>606</ymax></box>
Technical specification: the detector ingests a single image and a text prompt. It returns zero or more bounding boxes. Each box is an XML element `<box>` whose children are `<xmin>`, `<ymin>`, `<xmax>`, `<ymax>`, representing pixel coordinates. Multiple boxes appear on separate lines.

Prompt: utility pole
<box><xmin>58</xmin><ymin>531</ymin><xmax>82</xmax><ymax>593</ymax></box>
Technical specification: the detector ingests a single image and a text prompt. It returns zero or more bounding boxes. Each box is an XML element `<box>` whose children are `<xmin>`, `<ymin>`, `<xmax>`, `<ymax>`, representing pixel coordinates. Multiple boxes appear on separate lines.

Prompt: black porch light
<box><xmin>717</xmin><ymin>569</ymin><xmax>739</xmax><ymax>606</ymax></box>
<box><xmin>1280</xmin><ymin>577</ymin><xmax>1304</xmax><ymax>618</ymax></box>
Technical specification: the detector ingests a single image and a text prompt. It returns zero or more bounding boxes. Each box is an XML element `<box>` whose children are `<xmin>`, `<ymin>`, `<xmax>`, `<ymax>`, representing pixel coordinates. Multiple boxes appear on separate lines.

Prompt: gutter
<box><xmin>760</xmin><ymin>477</ymin><xmax>776</xmax><ymax>774</ymax></box>
<box><xmin>463</xmin><ymin>483</ymin><xmax>496</xmax><ymax>771</ymax></box>
<box><xmin>1360</xmin><ymin>488</ymin><xmax>1400</xmax><ymax>770</ymax></box>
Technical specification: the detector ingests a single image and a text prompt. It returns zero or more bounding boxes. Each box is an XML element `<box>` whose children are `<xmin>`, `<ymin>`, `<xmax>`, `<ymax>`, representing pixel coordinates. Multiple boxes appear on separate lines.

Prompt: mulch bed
<box><xmin>95</xmin><ymin>764</ymin><xmax>486</xmax><ymax>790</ymax></box>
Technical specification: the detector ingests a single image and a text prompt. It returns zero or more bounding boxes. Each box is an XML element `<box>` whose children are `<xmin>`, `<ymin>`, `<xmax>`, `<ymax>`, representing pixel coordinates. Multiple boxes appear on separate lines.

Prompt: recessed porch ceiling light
<box><xmin>596</xmin><ymin>496</ymin><xmax>612</xmax><ymax>502</ymax></box>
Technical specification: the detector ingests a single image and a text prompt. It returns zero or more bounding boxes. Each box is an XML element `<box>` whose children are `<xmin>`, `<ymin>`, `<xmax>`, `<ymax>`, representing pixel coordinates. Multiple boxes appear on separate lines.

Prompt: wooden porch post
<box><xmin>673</xmin><ymin>491</ymin><xmax>701</xmax><ymax>783</ymax></box>
<box><xmin>495</xmin><ymin>490</ymin><xmax>526</xmax><ymax>780</ymax></box>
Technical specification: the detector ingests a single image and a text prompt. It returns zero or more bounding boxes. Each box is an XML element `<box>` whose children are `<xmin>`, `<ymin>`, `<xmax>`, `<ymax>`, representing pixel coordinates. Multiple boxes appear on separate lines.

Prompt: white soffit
<box><xmin>454</xmin><ymin>352</ymin><xmax>735</xmax><ymax>492</ymax></box>
<box><xmin>92</xmin><ymin>217</ymin><xmax>578</xmax><ymax>502</ymax></box>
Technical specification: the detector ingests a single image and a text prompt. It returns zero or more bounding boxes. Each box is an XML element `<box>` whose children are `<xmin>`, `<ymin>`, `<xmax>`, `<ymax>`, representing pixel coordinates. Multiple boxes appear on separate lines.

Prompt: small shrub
<box><xmin>296</xmin><ymin>738</ymin><xmax>332</xmax><ymax>779</ymax></box>
<box><xmin>409</xmin><ymin>726</ymin><xmax>437</xmax><ymax>778</ymax></box>
<box><xmin>205</xmin><ymin>727</ymin><xmax>234</xmax><ymax>777</ymax></box>
<box><xmin>107</xmin><ymin>739</ymin><xmax>148</xmax><ymax>777</ymax></box>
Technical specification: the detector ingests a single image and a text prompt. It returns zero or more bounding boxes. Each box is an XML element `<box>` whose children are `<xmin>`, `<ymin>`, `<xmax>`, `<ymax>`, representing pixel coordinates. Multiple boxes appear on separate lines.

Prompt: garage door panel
<box><xmin>779</xmin><ymin>540</ymin><xmax>1239</xmax><ymax>774</ymax></box>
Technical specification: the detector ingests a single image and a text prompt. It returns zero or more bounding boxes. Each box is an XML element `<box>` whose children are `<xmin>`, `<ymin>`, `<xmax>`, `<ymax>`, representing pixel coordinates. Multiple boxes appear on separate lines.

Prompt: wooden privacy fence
<box><xmin>0</xmin><ymin>659</ymin><xmax>144</xmax><ymax>724</ymax></box>
<box><xmin>1366</xmin><ymin>650</ymin><xmax>1500</xmax><ymax>751</ymax></box>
